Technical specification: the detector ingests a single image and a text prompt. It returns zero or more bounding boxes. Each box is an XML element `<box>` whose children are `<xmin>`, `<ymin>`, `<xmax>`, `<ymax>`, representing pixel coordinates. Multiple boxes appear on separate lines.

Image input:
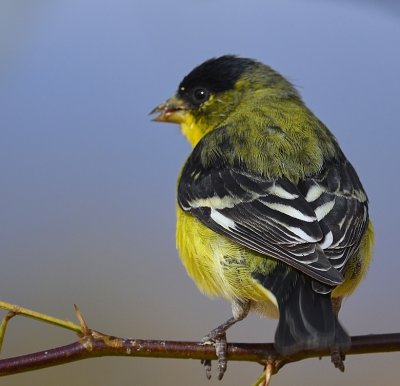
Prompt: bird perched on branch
<box><xmin>151</xmin><ymin>55</ymin><xmax>374</xmax><ymax>380</ymax></box>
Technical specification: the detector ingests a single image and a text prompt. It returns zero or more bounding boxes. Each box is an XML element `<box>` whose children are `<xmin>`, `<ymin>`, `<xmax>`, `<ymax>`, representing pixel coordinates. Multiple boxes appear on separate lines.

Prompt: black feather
<box><xmin>252</xmin><ymin>267</ymin><xmax>351</xmax><ymax>354</ymax></box>
<box><xmin>178</xmin><ymin>55</ymin><xmax>257</xmax><ymax>99</ymax></box>
<box><xmin>178</xmin><ymin>127</ymin><xmax>369</xmax><ymax>291</ymax></box>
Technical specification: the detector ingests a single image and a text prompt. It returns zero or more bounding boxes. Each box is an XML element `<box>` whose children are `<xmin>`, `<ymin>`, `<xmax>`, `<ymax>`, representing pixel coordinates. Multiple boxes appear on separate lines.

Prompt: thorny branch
<box><xmin>0</xmin><ymin>332</ymin><xmax>400</xmax><ymax>377</ymax></box>
<box><xmin>0</xmin><ymin>302</ymin><xmax>399</xmax><ymax>383</ymax></box>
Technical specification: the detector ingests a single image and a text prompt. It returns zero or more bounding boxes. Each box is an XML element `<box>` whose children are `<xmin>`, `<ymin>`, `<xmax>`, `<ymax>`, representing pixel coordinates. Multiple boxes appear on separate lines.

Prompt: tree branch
<box><xmin>1</xmin><ymin>331</ymin><xmax>399</xmax><ymax>377</ymax></box>
<box><xmin>1</xmin><ymin>302</ymin><xmax>399</xmax><ymax>383</ymax></box>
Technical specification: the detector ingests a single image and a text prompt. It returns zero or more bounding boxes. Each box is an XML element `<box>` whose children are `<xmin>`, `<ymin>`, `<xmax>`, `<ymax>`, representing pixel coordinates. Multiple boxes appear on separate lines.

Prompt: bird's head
<box><xmin>151</xmin><ymin>55</ymin><xmax>301</xmax><ymax>147</ymax></box>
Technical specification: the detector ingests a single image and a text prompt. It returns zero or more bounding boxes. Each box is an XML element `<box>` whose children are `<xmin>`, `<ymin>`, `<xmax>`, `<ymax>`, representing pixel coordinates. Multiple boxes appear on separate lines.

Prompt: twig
<box><xmin>1</xmin><ymin>301</ymin><xmax>399</xmax><ymax>381</ymax></box>
<box><xmin>0</xmin><ymin>332</ymin><xmax>399</xmax><ymax>376</ymax></box>
<box><xmin>0</xmin><ymin>301</ymin><xmax>82</xmax><ymax>335</ymax></box>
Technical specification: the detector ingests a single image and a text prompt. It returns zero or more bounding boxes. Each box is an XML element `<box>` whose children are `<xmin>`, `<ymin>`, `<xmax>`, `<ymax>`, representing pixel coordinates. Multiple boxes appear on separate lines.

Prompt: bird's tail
<box><xmin>253</xmin><ymin>267</ymin><xmax>350</xmax><ymax>355</ymax></box>
<box><xmin>275</xmin><ymin>278</ymin><xmax>350</xmax><ymax>354</ymax></box>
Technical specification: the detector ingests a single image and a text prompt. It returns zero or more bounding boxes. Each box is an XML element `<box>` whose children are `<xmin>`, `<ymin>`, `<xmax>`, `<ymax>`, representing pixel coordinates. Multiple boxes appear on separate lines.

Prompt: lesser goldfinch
<box><xmin>151</xmin><ymin>55</ymin><xmax>374</xmax><ymax>378</ymax></box>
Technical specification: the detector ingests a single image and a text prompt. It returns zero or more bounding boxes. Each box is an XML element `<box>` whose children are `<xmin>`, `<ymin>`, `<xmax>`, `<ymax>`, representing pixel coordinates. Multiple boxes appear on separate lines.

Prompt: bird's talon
<box><xmin>330</xmin><ymin>348</ymin><xmax>345</xmax><ymax>372</ymax></box>
<box><xmin>201</xmin><ymin>328</ymin><xmax>226</xmax><ymax>344</ymax></box>
<box><xmin>200</xmin><ymin>331</ymin><xmax>228</xmax><ymax>380</ymax></box>
<box><xmin>215</xmin><ymin>335</ymin><xmax>228</xmax><ymax>379</ymax></box>
<box><xmin>201</xmin><ymin>335</ymin><xmax>214</xmax><ymax>345</ymax></box>
<box><xmin>201</xmin><ymin>359</ymin><xmax>212</xmax><ymax>380</ymax></box>
<box><xmin>200</xmin><ymin>338</ymin><xmax>214</xmax><ymax>346</ymax></box>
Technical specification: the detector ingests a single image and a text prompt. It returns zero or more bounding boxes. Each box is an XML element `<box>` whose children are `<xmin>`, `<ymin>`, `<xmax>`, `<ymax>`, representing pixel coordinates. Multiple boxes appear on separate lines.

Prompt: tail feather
<box><xmin>275</xmin><ymin>276</ymin><xmax>350</xmax><ymax>354</ymax></box>
<box><xmin>252</xmin><ymin>265</ymin><xmax>350</xmax><ymax>355</ymax></box>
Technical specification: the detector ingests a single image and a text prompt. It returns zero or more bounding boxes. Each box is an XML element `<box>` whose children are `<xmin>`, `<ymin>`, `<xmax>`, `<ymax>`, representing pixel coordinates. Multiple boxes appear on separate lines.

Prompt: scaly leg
<box><xmin>330</xmin><ymin>296</ymin><xmax>346</xmax><ymax>371</ymax></box>
<box><xmin>201</xmin><ymin>300</ymin><xmax>250</xmax><ymax>380</ymax></box>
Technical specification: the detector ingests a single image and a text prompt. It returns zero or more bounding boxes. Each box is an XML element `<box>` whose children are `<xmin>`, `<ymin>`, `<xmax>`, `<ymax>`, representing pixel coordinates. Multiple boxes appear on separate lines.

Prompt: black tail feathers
<box><xmin>253</xmin><ymin>267</ymin><xmax>350</xmax><ymax>355</ymax></box>
<box><xmin>274</xmin><ymin>278</ymin><xmax>350</xmax><ymax>355</ymax></box>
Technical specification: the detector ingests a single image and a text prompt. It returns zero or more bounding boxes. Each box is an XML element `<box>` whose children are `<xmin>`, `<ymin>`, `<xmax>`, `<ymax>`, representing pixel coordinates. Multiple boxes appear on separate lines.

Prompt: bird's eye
<box><xmin>192</xmin><ymin>87</ymin><xmax>210</xmax><ymax>104</ymax></box>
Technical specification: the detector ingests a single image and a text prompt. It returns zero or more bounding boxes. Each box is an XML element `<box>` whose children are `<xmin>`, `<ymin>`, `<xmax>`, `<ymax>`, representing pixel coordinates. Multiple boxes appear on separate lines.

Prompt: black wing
<box><xmin>298</xmin><ymin>157</ymin><xmax>369</xmax><ymax>272</ymax></box>
<box><xmin>178</xmin><ymin>143</ymin><xmax>368</xmax><ymax>287</ymax></box>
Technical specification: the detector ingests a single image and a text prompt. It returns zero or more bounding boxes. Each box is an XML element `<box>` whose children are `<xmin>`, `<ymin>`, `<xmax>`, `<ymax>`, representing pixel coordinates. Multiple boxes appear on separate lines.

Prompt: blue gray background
<box><xmin>1</xmin><ymin>1</ymin><xmax>399</xmax><ymax>385</ymax></box>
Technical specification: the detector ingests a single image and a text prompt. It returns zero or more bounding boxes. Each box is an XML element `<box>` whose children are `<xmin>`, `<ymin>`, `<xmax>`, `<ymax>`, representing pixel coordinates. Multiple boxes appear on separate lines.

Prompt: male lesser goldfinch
<box><xmin>151</xmin><ymin>56</ymin><xmax>374</xmax><ymax>379</ymax></box>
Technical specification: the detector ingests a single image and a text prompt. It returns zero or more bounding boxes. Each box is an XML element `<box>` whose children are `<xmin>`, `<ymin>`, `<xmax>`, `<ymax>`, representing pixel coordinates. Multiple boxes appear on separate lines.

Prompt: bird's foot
<box><xmin>201</xmin><ymin>329</ymin><xmax>228</xmax><ymax>380</ymax></box>
<box><xmin>330</xmin><ymin>347</ymin><xmax>345</xmax><ymax>372</ymax></box>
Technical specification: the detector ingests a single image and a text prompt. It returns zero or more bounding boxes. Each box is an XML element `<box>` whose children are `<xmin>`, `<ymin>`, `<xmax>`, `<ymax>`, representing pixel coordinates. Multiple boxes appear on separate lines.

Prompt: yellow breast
<box><xmin>176</xmin><ymin>206</ymin><xmax>279</xmax><ymax>317</ymax></box>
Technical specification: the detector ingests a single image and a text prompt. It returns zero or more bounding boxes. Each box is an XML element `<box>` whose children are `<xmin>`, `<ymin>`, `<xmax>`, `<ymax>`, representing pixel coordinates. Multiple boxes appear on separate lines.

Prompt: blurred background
<box><xmin>1</xmin><ymin>0</ymin><xmax>399</xmax><ymax>385</ymax></box>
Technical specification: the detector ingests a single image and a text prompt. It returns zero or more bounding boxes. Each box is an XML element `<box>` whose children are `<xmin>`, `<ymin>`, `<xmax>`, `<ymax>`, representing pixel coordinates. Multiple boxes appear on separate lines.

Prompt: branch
<box><xmin>0</xmin><ymin>331</ymin><xmax>399</xmax><ymax>377</ymax></box>
<box><xmin>1</xmin><ymin>302</ymin><xmax>399</xmax><ymax>384</ymax></box>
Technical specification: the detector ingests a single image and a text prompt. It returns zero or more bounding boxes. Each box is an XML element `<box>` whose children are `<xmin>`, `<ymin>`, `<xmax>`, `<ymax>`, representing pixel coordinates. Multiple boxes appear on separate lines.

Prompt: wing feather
<box><xmin>178</xmin><ymin>143</ymin><xmax>368</xmax><ymax>287</ymax></box>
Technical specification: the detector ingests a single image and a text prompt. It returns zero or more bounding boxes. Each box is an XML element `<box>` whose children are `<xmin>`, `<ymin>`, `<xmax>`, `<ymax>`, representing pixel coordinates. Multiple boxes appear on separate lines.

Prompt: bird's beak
<box><xmin>149</xmin><ymin>96</ymin><xmax>188</xmax><ymax>124</ymax></box>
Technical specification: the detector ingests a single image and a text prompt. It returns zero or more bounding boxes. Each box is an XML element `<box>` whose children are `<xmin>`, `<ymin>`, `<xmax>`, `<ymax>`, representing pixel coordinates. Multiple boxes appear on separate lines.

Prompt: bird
<box><xmin>151</xmin><ymin>55</ymin><xmax>374</xmax><ymax>380</ymax></box>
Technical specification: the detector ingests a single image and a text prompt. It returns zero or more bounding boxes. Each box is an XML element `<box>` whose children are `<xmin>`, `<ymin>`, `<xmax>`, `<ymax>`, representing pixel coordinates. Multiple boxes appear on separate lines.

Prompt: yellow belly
<box><xmin>176</xmin><ymin>206</ymin><xmax>279</xmax><ymax>318</ymax></box>
<box><xmin>176</xmin><ymin>206</ymin><xmax>374</xmax><ymax>316</ymax></box>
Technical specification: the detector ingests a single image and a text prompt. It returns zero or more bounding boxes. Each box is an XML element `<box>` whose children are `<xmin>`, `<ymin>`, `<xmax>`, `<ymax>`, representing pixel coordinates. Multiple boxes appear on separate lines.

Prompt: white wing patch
<box><xmin>268</xmin><ymin>184</ymin><xmax>299</xmax><ymax>199</ymax></box>
<box><xmin>190</xmin><ymin>195</ymin><xmax>244</xmax><ymax>209</ymax></box>
<box><xmin>305</xmin><ymin>184</ymin><xmax>324</xmax><ymax>202</ymax></box>
<box><xmin>210</xmin><ymin>209</ymin><xmax>236</xmax><ymax>230</ymax></box>
<box><xmin>314</xmin><ymin>199</ymin><xmax>336</xmax><ymax>221</ymax></box>
<box><xmin>264</xmin><ymin>202</ymin><xmax>317</xmax><ymax>222</ymax></box>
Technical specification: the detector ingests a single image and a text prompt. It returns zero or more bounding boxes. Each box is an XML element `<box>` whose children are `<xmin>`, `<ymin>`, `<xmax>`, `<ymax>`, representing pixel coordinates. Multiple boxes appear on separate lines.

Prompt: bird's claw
<box><xmin>201</xmin><ymin>325</ymin><xmax>226</xmax><ymax>343</ymax></box>
<box><xmin>201</xmin><ymin>331</ymin><xmax>228</xmax><ymax>380</ymax></box>
<box><xmin>201</xmin><ymin>359</ymin><xmax>212</xmax><ymax>380</ymax></box>
<box><xmin>215</xmin><ymin>334</ymin><xmax>228</xmax><ymax>380</ymax></box>
<box><xmin>330</xmin><ymin>347</ymin><xmax>345</xmax><ymax>372</ymax></box>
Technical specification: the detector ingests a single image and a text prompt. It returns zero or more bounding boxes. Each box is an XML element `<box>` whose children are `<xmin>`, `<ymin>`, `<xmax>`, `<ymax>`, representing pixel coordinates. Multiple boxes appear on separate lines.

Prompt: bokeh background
<box><xmin>1</xmin><ymin>1</ymin><xmax>399</xmax><ymax>385</ymax></box>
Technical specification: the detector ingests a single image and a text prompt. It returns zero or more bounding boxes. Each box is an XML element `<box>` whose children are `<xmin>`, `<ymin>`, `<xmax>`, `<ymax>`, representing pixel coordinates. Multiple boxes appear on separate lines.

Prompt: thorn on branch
<box><xmin>73</xmin><ymin>304</ymin><xmax>91</xmax><ymax>338</ymax></box>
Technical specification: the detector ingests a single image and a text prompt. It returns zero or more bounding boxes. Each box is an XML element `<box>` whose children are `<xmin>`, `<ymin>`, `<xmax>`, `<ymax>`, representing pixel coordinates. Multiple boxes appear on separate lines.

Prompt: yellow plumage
<box><xmin>152</xmin><ymin>55</ymin><xmax>374</xmax><ymax>377</ymax></box>
<box><xmin>177</xmin><ymin>205</ymin><xmax>373</xmax><ymax>316</ymax></box>
<box><xmin>176</xmin><ymin>206</ymin><xmax>280</xmax><ymax>318</ymax></box>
